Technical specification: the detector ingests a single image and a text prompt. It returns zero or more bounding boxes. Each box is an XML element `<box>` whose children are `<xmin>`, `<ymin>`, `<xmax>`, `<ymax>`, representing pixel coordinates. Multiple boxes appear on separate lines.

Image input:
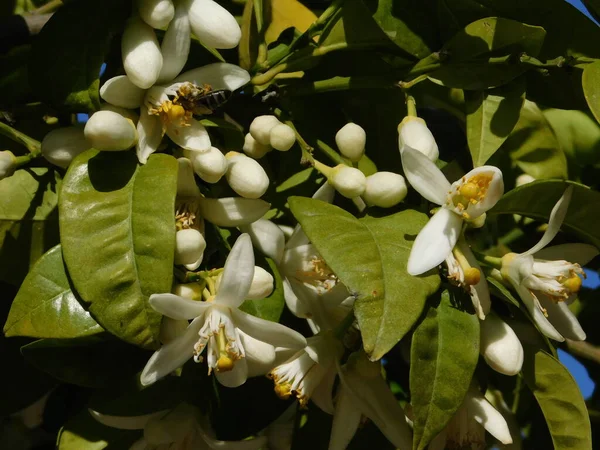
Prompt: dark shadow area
<box><xmin>87</xmin><ymin>151</ymin><xmax>137</xmax><ymax>192</ymax></box>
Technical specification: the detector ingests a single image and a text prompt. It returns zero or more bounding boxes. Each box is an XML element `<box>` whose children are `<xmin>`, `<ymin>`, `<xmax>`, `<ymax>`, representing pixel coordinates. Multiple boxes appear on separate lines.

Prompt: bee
<box><xmin>174</xmin><ymin>83</ymin><xmax>232</xmax><ymax>116</ymax></box>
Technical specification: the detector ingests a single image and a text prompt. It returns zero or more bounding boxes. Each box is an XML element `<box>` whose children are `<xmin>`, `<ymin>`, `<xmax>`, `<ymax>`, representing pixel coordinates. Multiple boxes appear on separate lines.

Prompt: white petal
<box><xmin>329</xmin><ymin>385</ymin><xmax>362</xmax><ymax>450</ymax></box>
<box><xmin>175</xmin><ymin>62</ymin><xmax>250</xmax><ymax>91</ymax></box>
<box><xmin>177</xmin><ymin>157</ymin><xmax>201</xmax><ymax>197</ymax></box>
<box><xmin>88</xmin><ymin>409</ymin><xmax>167</xmax><ymax>430</ymax></box>
<box><xmin>129</xmin><ymin>437</ymin><xmax>148</xmax><ymax>450</ymax></box>
<box><xmin>513</xmin><ymin>284</ymin><xmax>564</xmax><ymax>342</ymax></box>
<box><xmin>313</xmin><ymin>182</ymin><xmax>336</xmax><ymax>203</ymax></box>
<box><xmin>140</xmin><ymin>317</ymin><xmax>204</xmax><ymax>385</ymax></box>
<box><xmin>480</xmin><ymin>314</ymin><xmax>524</xmax><ymax>376</ymax></box>
<box><xmin>149</xmin><ymin>293</ymin><xmax>210</xmax><ymax>320</ymax></box>
<box><xmin>457</xmin><ymin>166</ymin><xmax>504</xmax><ymax>217</ymax></box>
<box><xmin>524</xmin><ymin>186</ymin><xmax>573</xmax><ymax>256</ymax></box>
<box><xmin>534</xmin><ymin>243</ymin><xmax>599</xmax><ymax>266</ymax></box>
<box><xmin>198</xmin><ymin>197</ymin><xmax>270</xmax><ymax>227</ymax></box>
<box><xmin>231</xmin><ymin>309</ymin><xmax>307</xmax><ymax>349</ymax></box>
<box><xmin>215</xmin><ymin>356</ymin><xmax>248</xmax><ymax>387</ymax></box>
<box><xmin>137</xmin><ymin>106</ymin><xmax>164</xmax><ymax>164</ymax></box>
<box><xmin>166</xmin><ymin>120</ymin><xmax>211</xmax><ymax>152</ymax></box>
<box><xmin>239</xmin><ymin>219</ymin><xmax>285</xmax><ymax>264</ymax></box>
<box><xmin>198</xmin><ymin>418</ymin><xmax>268</xmax><ymax>450</ymax></box>
<box><xmin>311</xmin><ymin>368</ymin><xmax>337</xmax><ymax>414</ymax></box>
<box><xmin>239</xmin><ymin>330</ymin><xmax>276</xmax><ymax>377</ymax></box>
<box><xmin>187</xmin><ymin>0</ymin><xmax>241</xmax><ymax>49</ymax></box>
<box><xmin>400</xmin><ymin>146</ymin><xmax>450</xmax><ymax>205</ymax></box>
<box><xmin>407</xmin><ymin>208</ymin><xmax>462</xmax><ymax>275</ymax></box>
<box><xmin>157</xmin><ymin>0</ymin><xmax>190</xmax><ymax>83</ymax></box>
<box><xmin>122</xmin><ymin>17</ymin><xmax>163</xmax><ymax>89</ymax></box>
<box><xmin>283</xmin><ymin>277</ymin><xmax>317</xmax><ymax>319</ymax></box>
<box><xmin>464</xmin><ymin>391</ymin><xmax>513</xmax><ymax>445</ymax></box>
<box><xmin>214</xmin><ymin>234</ymin><xmax>255</xmax><ymax>308</ymax></box>
<box><xmin>538</xmin><ymin>296</ymin><xmax>586</xmax><ymax>341</ymax></box>
<box><xmin>100</xmin><ymin>76</ymin><xmax>146</xmax><ymax>109</ymax></box>
<box><xmin>286</xmin><ymin>225</ymin><xmax>309</xmax><ymax>250</ymax></box>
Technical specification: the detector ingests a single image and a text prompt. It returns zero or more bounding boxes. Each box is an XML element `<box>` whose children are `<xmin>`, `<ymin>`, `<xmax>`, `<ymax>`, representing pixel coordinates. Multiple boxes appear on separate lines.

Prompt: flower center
<box><xmin>448</xmin><ymin>173</ymin><xmax>493</xmax><ymax>219</ymax></box>
<box><xmin>176</xmin><ymin>198</ymin><xmax>200</xmax><ymax>230</ymax></box>
<box><xmin>215</xmin><ymin>328</ymin><xmax>235</xmax><ymax>373</ymax></box>
<box><xmin>295</xmin><ymin>256</ymin><xmax>338</xmax><ymax>293</ymax></box>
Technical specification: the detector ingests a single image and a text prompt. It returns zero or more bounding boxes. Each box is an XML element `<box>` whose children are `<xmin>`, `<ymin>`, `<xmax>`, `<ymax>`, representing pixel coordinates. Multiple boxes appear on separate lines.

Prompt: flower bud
<box><xmin>362</xmin><ymin>171</ymin><xmax>407</xmax><ymax>207</ymax></box>
<box><xmin>191</xmin><ymin>147</ymin><xmax>227</xmax><ymax>183</ymax></box>
<box><xmin>249</xmin><ymin>115</ymin><xmax>281</xmax><ymax>145</ymax></box>
<box><xmin>177</xmin><ymin>157</ymin><xmax>200</xmax><ymax>197</ymax></box>
<box><xmin>99</xmin><ymin>75</ymin><xmax>146</xmax><ymax>109</ymax></box>
<box><xmin>398</xmin><ymin>116</ymin><xmax>439</xmax><ymax>162</ymax></box>
<box><xmin>121</xmin><ymin>17</ymin><xmax>163</xmax><ymax>89</ymax></box>
<box><xmin>84</xmin><ymin>111</ymin><xmax>138</xmax><ymax>151</ymax></box>
<box><xmin>41</xmin><ymin>127</ymin><xmax>89</xmax><ymax>169</ymax></box>
<box><xmin>328</xmin><ymin>164</ymin><xmax>366</xmax><ymax>198</ymax></box>
<box><xmin>239</xmin><ymin>219</ymin><xmax>285</xmax><ymax>264</ymax></box>
<box><xmin>480</xmin><ymin>314</ymin><xmax>524</xmax><ymax>376</ymax></box>
<box><xmin>100</xmin><ymin>104</ymin><xmax>139</xmax><ymax>123</ymax></box>
<box><xmin>225</xmin><ymin>152</ymin><xmax>269</xmax><ymax>199</ymax></box>
<box><xmin>173</xmin><ymin>282</ymin><xmax>203</xmax><ymax>300</ymax></box>
<box><xmin>216</xmin><ymin>266</ymin><xmax>274</xmax><ymax>300</ymax></box>
<box><xmin>269</xmin><ymin>124</ymin><xmax>296</xmax><ymax>151</ymax></box>
<box><xmin>174</xmin><ymin>228</ymin><xmax>206</xmax><ymax>269</ymax></box>
<box><xmin>137</xmin><ymin>0</ymin><xmax>174</xmax><ymax>29</ymax></box>
<box><xmin>516</xmin><ymin>173</ymin><xmax>535</xmax><ymax>187</ymax></box>
<box><xmin>188</xmin><ymin>0</ymin><xmax>241</xmax><ymax>49</ymax></box>
<box><xmin>243</xmin><ymin>133</ymin><xmax>271</xmax><ymax>159</ymax></box>
<box><xmin>0</xmin><ymin>150</ymin><xmax>17</xmax><ymax>180</ymax></box>
<box><xmin>335</xmin><ymin>123</ymin><xmax>366</xmax><ymax>162</ymax></box>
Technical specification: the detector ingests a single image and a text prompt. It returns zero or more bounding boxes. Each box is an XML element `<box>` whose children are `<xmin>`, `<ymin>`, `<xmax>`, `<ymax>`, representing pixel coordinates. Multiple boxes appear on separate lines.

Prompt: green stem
<box><xmin>405</xmin><ymin>93</ymin><xmax>417</xmax><ymax>117</ymax></box>
<box><xmin>315</xmin><ymin>139</ymin><xmax>344</xmax><ymax>165</ymax></box>
<box><xmin>253</xmin><ymin>0</ymin><xmax>268</xmax><ymax>65</ymax></box>
<box><xmin>273</xmin><ymin>109</ymin><xmax>315</xmax><ymax>165</ymax></box>
<box><xmin>512</xmin><ymin>375</ymin><xmax>522</xmax><ymax>414</ymax></box>
<box><xmin>285</xmin><ymin>76</ymin><xmax>397</xmax><ymax>95</ymax></box>
<box><xmin>0</xmin><ymin>121</ymin><xmax>41</xmax><ymax>156</ymax></box>
<box><xmin>475</xmin><ymin>252</ymin><xmax>503</xmax><ymax>269</ymax></box>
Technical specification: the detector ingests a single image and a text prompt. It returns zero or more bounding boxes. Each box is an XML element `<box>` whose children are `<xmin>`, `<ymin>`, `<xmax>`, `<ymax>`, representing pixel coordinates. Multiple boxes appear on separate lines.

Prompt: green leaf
<box><xmin>58</xmin><ymin>408</ymin><xmax>140</xmax><ymax>450</ymax></box>
<box><xmin>466</xmin><ymin>78</ymin><xmax>525</xmax><ymax>166</ymax></box>
<box><xmin>240</xmin><ymin>257</ymin><xmax>285</xmax><ymax>322</ymax></box>
<box><xmin>59</xmin><ymin>151</ymin><xmax>178</xmax><ymax>349</ymax></box>
<box><xmin>21</xmin><ymin>335</ymin><xmax>150</xmax><ymax>388</ymax></box>
<box><xmin>486</xmin><ymin>276</ymin><xmax>520</xmax><ymax>308</ymax></box>
<box><xmin>0</xmin><ymin>167</ymin><xmax>61</xmax><ymax>285</ymax></box>
<box><xmin>490</xmin><ymin>180</ymin><xmax>600</xmax><ymax>248</ymax></box>
<box><xmin>289</xmin><ymin>197</ymin><xmax>440</xmax><ymax>360</ymax></box>
<box><xmin>521</xmin><ymin>347</ymin><xmax>592</xmax><ymax>450</ymax></box>
<box><xmin>410</xmin><ymin>289</ymin><xmax>480</xmax><ymax>450</ymax></box>
<box><xmin>500</xmin><ymin>100</ymin><xmax>568</xmax><ymax>179</ymax></box>
<box><xmin>29</xmin><ymin>0</ymin><xmax>130</xmax><ymax>112</ymax></box>
<box><xmin>4</xmin><ymin>245</ymin><xmax>102</xmax><ymax>339</ymax></box>
<box><xmin>429</xmin><ymin>17</ymin><xmax>546</xmax><ymax>90</ymax></box>
<box><xmin>582</xmin><ymin>60</ymin><xmax>600</xmax><ymax>126</ymax></box>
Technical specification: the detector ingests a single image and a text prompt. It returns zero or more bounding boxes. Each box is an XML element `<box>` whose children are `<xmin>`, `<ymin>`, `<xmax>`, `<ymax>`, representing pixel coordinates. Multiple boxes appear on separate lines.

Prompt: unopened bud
<box><xmin>41</xmin><ymin>127</ymin><xmax>89</xmax><ymax>169</ymax></box>
<box><xmin>0</xmin><ymin>151</ymin><xmax>17</xmax><ymax>180</ymax></box>
<box><xmin>188</xmin><ymin>0</ymin><xmax>241</xmax><ymax>49</ymax></box>
<box><xmin>516</xmin><ymin>173</ymin><xmax>536</xmax><ymax>187</ymax></box>
<box><xmin>335</xmin><ymin>123</ymin><xmax>366</xmax><ymax>162</ymax></box>
<box><xmin>243</xmin><ymin>133</ymin><xmax>271</xmax><ymax>159</ymax></box>
<box><xmin>137</xmin><ymin>0</ymin><xmax>174</xmax><ymax>29</ymax></box>
<box><xmin>174</xmin><ymin>228</ymin><xmax>206</xmax><ymax>269</ymax></box>
<box><xmin>362</xmin><ymin>171</ymin><xmax>407</xmax><ymax>207</ymax></box>
<box><xmin>269</xmin><ymin>124</ymin><xmax>296</xmax><ymax>151</ymax></box>
<box><xmin>192</xmin><ymin>147</ymin><xmax>227</xmax><ymax>183</ymax></box>
<box><xmin>398</xmin><ymin>116</ymin><xmax>439</xmax><ymax>162</ymax></box>
<box><xmin>122</xmin><ymin>17</ymin><xmax>163</xmax><ymax>89</ymax></box>
<box><xmin>173</xmin><ymin>282</ymin><xmax>203</xmax><ymax>300</ymax></box>
<box><xmin>216</xmin><ymin>266</ymin><xmax>274</xmax><ymax>299</ymax></box>
<box><xmin>480</xmin><ymin>314</ymin><xmax>524</xmax><ymax>376</ymax></box>
<box><xmin>328</xmin><ymin>164</ymin><xmax>366</xmax><ymax>198</ymax></box>
<box><xmin>225</xmin><ymin>152</ymin><xmax>269</xmax><ymax>199</ymax></box>
<box><xmin>177</xmin><ymin>157</ymin><xmax>200</xmax><ymax>197</ymax></box>
<box><xmin>249</xmin><ymin>115</ymin><xmax>281</xmax><ymax>145</ymax></box>
<box><xmin>100</xmin><ymin>104</ymin><xmax>139</xmax><ymax>123</ymax></box>
<box><xmin>84</xmin><ymin>111</ymin><xmax>138</xmax><ymax>151</ymax></box>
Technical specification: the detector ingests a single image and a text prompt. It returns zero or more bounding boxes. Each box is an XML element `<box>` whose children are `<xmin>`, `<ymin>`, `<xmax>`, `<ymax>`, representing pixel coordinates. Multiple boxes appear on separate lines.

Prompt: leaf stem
<box><xmin>474</xmin><ymin>252</ymin><xmax>503</xmax><ymax>269</ymax></box>
<box><xmin>273</xmin><ymin>109</ymin><xmax>315</xmax><ymax>165</ymax></box>
<box><xmin>405</xmin><ymin>92</ymin><xmax>417</xmax><ymax>117</ymax></box>
<box><xmin>0</xmin><ymin>121</ymin><xmax>41</xmax><ymax>156</ymax></box>
<box><xmin>253</xmin><ymin>0</ymin><xmax>268</xmax><ymax>66</ymax></box>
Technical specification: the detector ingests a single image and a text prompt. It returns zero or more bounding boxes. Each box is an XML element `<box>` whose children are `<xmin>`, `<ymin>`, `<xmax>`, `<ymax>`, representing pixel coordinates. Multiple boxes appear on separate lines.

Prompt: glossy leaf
<box><xmin>264</xmin><ymin>0</ymin><xmax>317</xmax><ymax>44</ymax></box>
<box><xmin>29</xmin><ymin>0</ymin><xmax>130</xmax><ymax>112</ymax></box>
<box><xmin>240</xmin><ymin>257</ymin><xmax>285</xmax><ymax>322</ymax></box>
<box><xmin>582</xmin><ymin>60</ymin><xmax>600</xmax><ymax>126</ymax></box>
<box><xmin>59</xmin><ymin>151</ymin><xmax>178</xmax><ymax>349</ymax></box>
<box><xmin>289</xmin><ymin>197</ymin><xmax>440</xmax><ymax>360</ymax></box>
<box><xmin>4</xmin><ymin>245</ymin><xmax>102</xmax><ymax>339</ymax></box>
<box><xmin>521</xmin><ymin>347</ymin><xmax>592</xmax><ymax>450</ymax></box>
<box><xmin>0</xmin><ymin>167</ymin><xmax>61</xmax><ymax>285</ymax></box>
<box><xmin>410</xmin><ymin>289</ymin><xmax>480</xmax><ymax>450</ymax></box>
<box><xmin>490</xmin><ymin>180</ymin><xmax>600</xmax><ymax>247</ymax></box>
<box><xmin>466</xmin><ymin>78</ymin><xmax>525</xmax><ymax>166</ymax></box>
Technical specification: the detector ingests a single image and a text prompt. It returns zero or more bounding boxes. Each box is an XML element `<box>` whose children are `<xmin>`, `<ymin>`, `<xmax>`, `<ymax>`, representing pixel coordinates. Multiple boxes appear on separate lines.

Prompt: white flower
<box><xmin>480</xmin><ymin>313</ymin><xmax>524</xmax><ymax>376</ymax></box>
<box><xmin>90</xmin><ymin>402</ymin><xmax>267</xmax><ymax>450</ymax></box>
<box><xmin>188</xmin><ymin>0</ymin><xmax>242</xmax><ymax>49</ymax></box>
<box><xmin>397</xmin><ymin>116</ymin><xmax>439</xmax><ymax>161</ymax></box>
<box><xmin>429</xmin><ymin>385</ymin><xmax>513</xmax><ymax>450</ymax></box>
<box><xmin>84</xmin><ymin>110</ymin><xmax>138</xmax><ymax>151</ymax></box>
<box><xmin>137</xmin><ymin>0</ymin><xmax>175</xmax><ymax>29</ymax></box>
<box><xmin>500</xmin><ymin>186</ymin><xmax>598</xmax><ymax>342</ymax></box>
<box><xmin>269</xmin><ymin>124</ymin><xmax>296</xmax><ymax>152</ymax></box>
<box><xmin>330</xmin><ymin>352</ymin><xmax>412</xmax><ymax>450</ymax></box>
<box><xmin>216</xmin><ymin>266</ymin><xmax>274</xmax><ymax>300</ymax></box>
<box><xmin>225</xmin><ymin>152</ymin><xmax>269</xmax><ymax>199</ymax></box>
<box><xmin>401</xmin><ymin>146</ymin><xmax>504</xmax><ymax>275</ymax></box>
<box><xmin>121</xmin><ymin>17</ymin><xmax>164</xmax><ymax>89</ymax></box>
<box><xmin>326</xmin><ymin>165</ymin><xmax>366</xmax><ymax>199</ymax></box>
<box><xmin>191</xmin><ymin>146</ymin><xmax>228</xmax><ymax>183</ymax></box>
<box><xmin>269</xmin><ymin>332</ymin><xmax>343</xmax><ymax>413</ymax></box>
<box><xmin>362</xmin><ymin>171</ymin><xmax>407</xmax><ymax>208</ymax></box>
<box><xmin>41</xmin><ymin>127</ymin><xmax>89</xmax><ymax>169</ymax></box>
<box><xmin>141</xmin><ymin>234</ymin><xmax>306</xmax><ymax>387</ymax></box>
<box><xmin>335</xmin><ymin>123</ymin><xmax>366</xmax><ymax>162</ymax></box>
<box><xmin>249</xmin><ymin>115</ymin><xmax>281</xmax><ymax>145</ymax></box>
<box><xmin>174</xmin><ymin>228</ymin><xmax>206</xmax><ymax>270</ymax></box>
<box><xmin>243</xmin><ymin>133</ymin><xmax>272</xmax><ymax>159</ymax></box>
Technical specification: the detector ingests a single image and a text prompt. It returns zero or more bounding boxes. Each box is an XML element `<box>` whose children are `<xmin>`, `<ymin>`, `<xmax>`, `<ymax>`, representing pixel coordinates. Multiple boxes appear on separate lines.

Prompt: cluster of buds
<box><xmin>243</xmin><ymin>115</ymin><xmax>296</xmax><ymax>158</ymax></box>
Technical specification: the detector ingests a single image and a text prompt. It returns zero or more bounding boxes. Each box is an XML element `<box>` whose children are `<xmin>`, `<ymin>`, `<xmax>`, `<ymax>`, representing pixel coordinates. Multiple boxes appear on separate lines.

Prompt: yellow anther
<box><xmin>216</xmin><ymin>355</ymin><xmax>234</xmax><ymax>372</ymax></box>
<box><xmin>459</xmin><ymin>182</ymin><xmax>479</xmax><ymax>200</ymax></box>
<box><xmin>563</xmin><ymin>275</ymin><xmax>582</xmax><ymax>294</ymax></box>
<box><xmin>167</xmin><ymin>104</ymin><xmax>186</xmax><ymax>123</ymax></box>
<box><xmin>464</xmin><ymin>267</ymin><xmax>481</xmax><ymax>286</ymax></box>
<box><xmin>274</xmin><ymin>382</ymin><xmax>292</xmax><ymax>400</ymax></box>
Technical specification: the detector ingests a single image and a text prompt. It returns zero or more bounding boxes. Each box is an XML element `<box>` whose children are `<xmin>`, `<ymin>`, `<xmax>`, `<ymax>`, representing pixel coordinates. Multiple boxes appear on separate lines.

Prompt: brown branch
<box><xmin>565</xmin><ymin>339</ymin><xmax>600</xmax><ymax>365</ymax></box>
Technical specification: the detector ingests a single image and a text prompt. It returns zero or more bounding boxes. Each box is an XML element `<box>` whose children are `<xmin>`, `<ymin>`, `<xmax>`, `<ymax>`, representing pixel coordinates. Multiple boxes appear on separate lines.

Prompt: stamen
<box><xmin>215</xmin><ymin>328</ymin><xmax>235</xmax><ymax>373</ymax></box>
<box><xmin>274</xmin><ymin>382</ymin><xmax>292</xmax><ymax>400</ymax></box>
<box><xmin>530</xmin><ymin>291</ymin><xmax>549</xmax><ymax>317</ymax></box>
<box><xmin>562</xmin><ymin>275</ymin><xmax>582</xmax><ymax>293</ymax></box>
